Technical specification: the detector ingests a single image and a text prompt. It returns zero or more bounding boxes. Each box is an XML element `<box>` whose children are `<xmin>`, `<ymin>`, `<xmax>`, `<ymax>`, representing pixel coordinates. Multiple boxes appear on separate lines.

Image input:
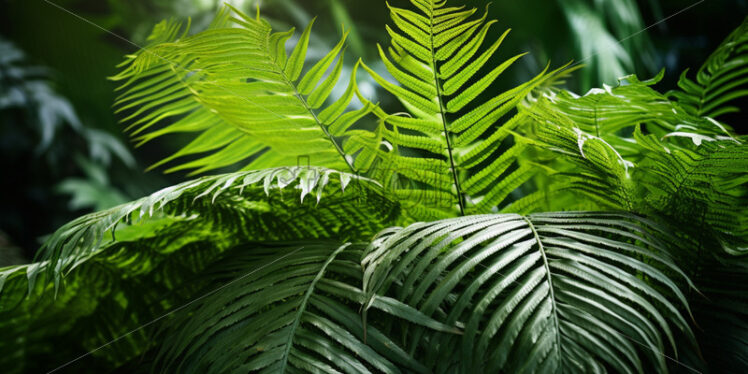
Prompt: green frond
<box><xmin>0</xmin><ymin>167</ymin><xmax>399</xmax><ymax>372</ymax></box>
<box><xmin>634</xmin><ymin>129</ymin><xmax>748</xmax><ymax>254</ymax></box>
<box><xmin>1</xmin><ymin>166</ymin><xmax>396</xmax><ymax>297</ymax></box>
<box><xmin>523</xmin><ymin>109</ymin><xmax>638</xmax><ymax>212</ymax></box>
<box><xmin>524</xmin><ymin>70</ymin><xmax>738</xmax><ymax>157</ymax></box>
<box><xmin>112</xmin><ymin>6</ymin><xmax>371</xmax><ymax>175</ymax></box>
<box><xmin>362</xmin><ymin>211</ymin><xmax>696</xmax><ymax>373</ymax></box>
<box><xmin>155</xmin><ymin>242</ymin><xmax>443</xmax><ymax>373</ymax></box>
<box><xmin>357</xmin><ymin>0</ymin><xmax>563</xmax><ymax>218</ymax></box>
<box><xmin>668</xmin><ymin>16</ymin><xmax>748</xmax><ymax>118</ymax></box>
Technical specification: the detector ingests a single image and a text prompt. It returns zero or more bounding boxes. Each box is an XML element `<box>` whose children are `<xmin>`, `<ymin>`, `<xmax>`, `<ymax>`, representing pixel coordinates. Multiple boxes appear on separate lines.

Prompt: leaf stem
<box><xmin>523</xmin><ymin>216</ymin><xmax>562</xmax><ymax>360</ymax></box>
<box><xmin>428</xmin><ymin>5</ymin><xmax>465</xmax><ymax>216</ymax></box>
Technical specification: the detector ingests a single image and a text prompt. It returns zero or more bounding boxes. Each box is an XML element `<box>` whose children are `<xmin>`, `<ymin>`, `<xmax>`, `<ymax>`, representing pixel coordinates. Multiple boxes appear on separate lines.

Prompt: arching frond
<box><xmin>356</xmin><ymin>0</ymin><xmax>564</xmax><ymax>219</ymax></box>
<box><xmin>668</xmin><ymin>16</ymin><xmax>748</xmax><ymax>118</ymax></box>
<box><xmin>155</xmin><ymin>242</ymin><xmax>449</xmax><ymax>374</ymax></box>
<box><xmin>112</xmin><ymin>6</ymin><xmax>371</xmax><ymax>174</ymax></box>
<box><xmin>0</xmin><ymin>166</ymin><xmax>396</xmax><ymax>297</ymax></box>
<box><xmin>362</xmin><ymin>212</ymin><xmax>696</xmax><ymax>373</ymax></box>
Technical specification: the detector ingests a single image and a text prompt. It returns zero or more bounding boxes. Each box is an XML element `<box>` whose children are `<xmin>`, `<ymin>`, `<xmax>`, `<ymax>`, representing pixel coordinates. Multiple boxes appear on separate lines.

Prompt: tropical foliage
<box><xmin>1</xmin><ymin>1</ymin><xmax>747</xmax><ymax>373</ymax></box>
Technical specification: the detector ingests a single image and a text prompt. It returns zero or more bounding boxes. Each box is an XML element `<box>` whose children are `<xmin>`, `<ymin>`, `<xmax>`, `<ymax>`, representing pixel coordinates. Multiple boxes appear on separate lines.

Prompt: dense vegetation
<box><xmin>1</xmin><ymin>0</ymin><xmax>746</xmax><ymax>372</ymax></box>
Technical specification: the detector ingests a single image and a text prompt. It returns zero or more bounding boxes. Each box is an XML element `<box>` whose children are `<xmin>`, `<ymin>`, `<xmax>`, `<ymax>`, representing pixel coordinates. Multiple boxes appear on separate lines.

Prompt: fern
<box><xmin>523</xmin><ymin>73</ymin><xmax>748</xmax><ymax>252</ymax></box>
<box><xmin>634</xmin><ymin>129</ymin><xmax>748</xmax><ymax>253</ymax></box>
<box><xmin>524</xmin><ymin>70</ymin><xmax>739</xmax><ymax>157</ymax></box>
<box><xmin>2</xmin><ymin>1</ymin><xmax>747</xmax><ymax>373</ymax></box>
<box><xmin>155</xmin><ymin>242</ymin><xmax>453</xmax><ymax>373</ymax></box>
<box><xmin>0</xmin><ymin>166</ymin><xmax>395</xmax><ymax>296</ymax></box>
<box><xmin>355</xmin><ymin>0</ymin><xmax>566</xmax><ymax>219</ymax></box>
<box><xmin>362</xmin><ymin>212</ymin><xmax>696</xmax><ymax>373</ymax></box>
<box><xmin>112</xmin><ymin>6</ymin><xmax>371</xmax><ymax>174</ymax></box>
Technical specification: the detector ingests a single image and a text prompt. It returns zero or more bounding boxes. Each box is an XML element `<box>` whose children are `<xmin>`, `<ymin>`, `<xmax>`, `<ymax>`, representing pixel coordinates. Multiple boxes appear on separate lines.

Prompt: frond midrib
<box><xmin>278</xmin><ymin>244</ymin><xmax>346</xmax><ymax>372</ymax></box>
<box><xmin>262</xmin><ymin>30</ymin><xmax>357</xmax><ymax>174</ymax></box>
<box><xmin>524</xmin><ymin>216</ymin><xmax>562</xmax><ymax>362</ymax></box>
<box><xmin>426</xmin><ymin>2</ymin><xmax>466</xmax><ymax>215</ymax></box>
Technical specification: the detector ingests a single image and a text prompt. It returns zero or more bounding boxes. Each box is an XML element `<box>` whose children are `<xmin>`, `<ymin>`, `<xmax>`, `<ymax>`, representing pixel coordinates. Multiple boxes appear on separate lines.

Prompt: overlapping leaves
<box><xmin>363</xmin><ymin>212</ymin><xmax>696</xmax><ymax>373</ymax></box>
<box><xmin>155</xmin><ymin>242</ymin><xmax>451</xmax><ymax>374</ymax></box>
<box><xmin>0</xmin><ymin>166</ymin><xmax>397</xmax><ymax>372</ymax></box>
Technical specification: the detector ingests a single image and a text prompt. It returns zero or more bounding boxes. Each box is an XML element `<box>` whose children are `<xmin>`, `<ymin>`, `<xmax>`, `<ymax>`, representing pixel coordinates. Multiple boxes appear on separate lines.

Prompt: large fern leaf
<box><xmin>362</xmin><ymin>211</ymin><xmax>696</xmax><ymax>373</ymax></box>
<box><xmin>112</xmin><ymin>6</ymin><xmax>372</xmax><ymax>174</ymax></box>
<box><xmin>355</xmin><ymin>0</ymin><xmax>564</xmax><ymax>219</ymax></box>
<box><xmin>155</xmin><ymin>242</ymin><xmax>454</xmax><ymax>373</ymax></box>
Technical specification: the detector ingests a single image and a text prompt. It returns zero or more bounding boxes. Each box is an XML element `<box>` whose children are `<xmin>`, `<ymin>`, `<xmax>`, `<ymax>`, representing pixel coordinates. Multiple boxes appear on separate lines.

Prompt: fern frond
<box><xmin>155</xmin><ymin>242</ymin><xmax>451</xmax><ymax>373</ymax></box>
<box><xmin>1</xmin><ymin>167</ymin><xmax>396</xmax><ymax>296</ymax></box>
<box><xmin>525</xmin><ymin>71</ymin><xmax>738</xmax><ymax>157</ymax></box>
<box><xmin>634</xmin><ymin>129</ymin><xmax>748</xmax><ymax>253</ymax></box>
<box><xmin>362</xmin><ymin>211</ymin><xmax>696</xmax><ymax>373</ymax></box>
<box><xmin>112</xmin><ymin>6</ymin><xmax>371</xmax><ymax>174</ymax></box>
<box><xmin>668</xmin><ymin>16</ymin><xmax>748</xmax><ymax>118</ymax></box>
<box><xmin>357</xmin><ymin>0</ymin><xmax>564</xmax><ymax>218</ymax></box>
<box><xmin>0</xmin><ymin>166</ymin><xmax>398</xmax><ymax>372</ymax></box>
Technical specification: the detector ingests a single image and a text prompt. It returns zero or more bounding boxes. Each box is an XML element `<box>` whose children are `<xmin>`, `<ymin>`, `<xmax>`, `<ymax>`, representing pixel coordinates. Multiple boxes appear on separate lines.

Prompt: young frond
<box><xmin>356</xmin><ymin>0</ymin><xmax>564</xmax><ymax>218</ymax></box>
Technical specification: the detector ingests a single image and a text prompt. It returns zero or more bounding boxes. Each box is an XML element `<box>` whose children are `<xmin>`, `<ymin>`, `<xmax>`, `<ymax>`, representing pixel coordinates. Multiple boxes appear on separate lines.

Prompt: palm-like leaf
<box><xmin>668</xmin><ymin>16</ymin><xmax>748</xmax><ymax>118</ymax></box>
<box><xmin>112</xmin><ymin>6</ymin><xmax>371</xmax><ymax>174</ymax></box>
<box><xmin>362</xmin><ymin>212</ymin><xmax>696</xmax><ymax>373</ymax></box>
<box><xmin>155</xmin><ymin>242</ymin><xmax>452</xmax><ymax>373</ymax></box>
<box><xmin>356</xmin><ymin>0</ymin><xmax>564</xmax><ymax>219</ymax></box>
